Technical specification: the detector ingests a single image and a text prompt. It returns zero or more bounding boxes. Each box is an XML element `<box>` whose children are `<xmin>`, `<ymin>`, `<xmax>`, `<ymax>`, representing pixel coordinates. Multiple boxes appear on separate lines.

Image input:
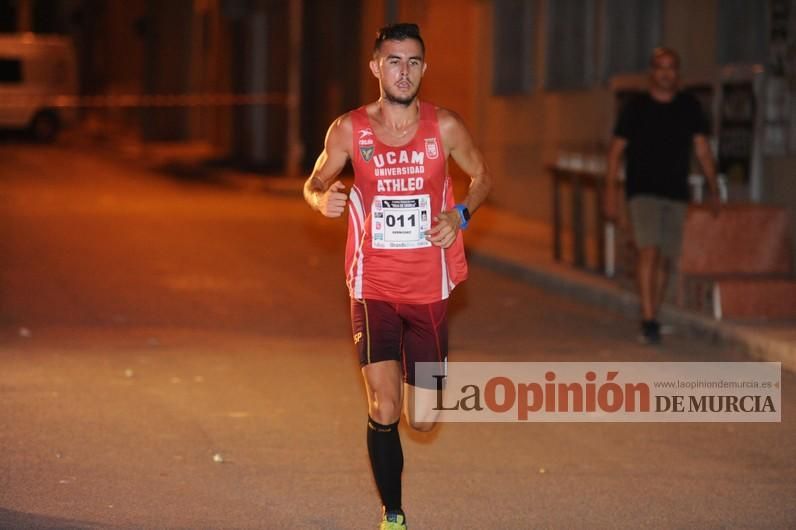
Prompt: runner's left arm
<box><xmin>425</xmin><ymin>109</ymin><xmax>493</xmax><ymax>248</ymax></box>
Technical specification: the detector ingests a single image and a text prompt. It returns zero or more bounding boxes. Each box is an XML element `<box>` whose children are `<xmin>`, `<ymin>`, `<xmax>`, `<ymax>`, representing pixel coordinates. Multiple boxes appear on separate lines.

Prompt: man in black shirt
<box><xmin>604</xmin><ymin>47</ymin><xmax>720</xmax><ymax>343</ymax></box>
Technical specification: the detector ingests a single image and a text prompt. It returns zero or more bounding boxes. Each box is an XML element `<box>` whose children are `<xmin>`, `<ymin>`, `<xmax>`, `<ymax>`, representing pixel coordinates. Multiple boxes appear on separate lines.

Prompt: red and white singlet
<box><xmin>345</xmin><ymin>101</ymin><xmax>468</xmax><ymax>304</ymax></box>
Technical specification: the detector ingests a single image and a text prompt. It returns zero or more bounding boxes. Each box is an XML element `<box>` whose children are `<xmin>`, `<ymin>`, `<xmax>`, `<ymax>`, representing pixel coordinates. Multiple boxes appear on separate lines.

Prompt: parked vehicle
<box><xmin>0</xmin><ymin>34</ymin><xmax>78</xmax><ymax>142</ymax></box>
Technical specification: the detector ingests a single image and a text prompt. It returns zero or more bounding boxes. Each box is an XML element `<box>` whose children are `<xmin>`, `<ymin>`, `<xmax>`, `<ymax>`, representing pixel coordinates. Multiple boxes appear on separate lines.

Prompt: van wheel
<box><xmin>30</xmin><ymin>111</ymin><xmax>59</xmax><ymax>142</ymax></box>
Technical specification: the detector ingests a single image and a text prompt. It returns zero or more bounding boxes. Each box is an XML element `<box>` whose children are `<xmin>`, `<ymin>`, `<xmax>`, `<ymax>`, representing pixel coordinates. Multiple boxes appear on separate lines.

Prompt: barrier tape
<box><xmin>0</xmin><ymin>92</ymin><xmax>291</xmax><ymax>108</ymax></box>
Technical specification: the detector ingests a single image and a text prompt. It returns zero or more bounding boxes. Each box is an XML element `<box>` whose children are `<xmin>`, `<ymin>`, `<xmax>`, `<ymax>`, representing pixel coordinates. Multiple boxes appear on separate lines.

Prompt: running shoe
<box><xmin>380</xmin><ymin>510</ymin><xmax>407</xmax><ymax>530</ymax></box>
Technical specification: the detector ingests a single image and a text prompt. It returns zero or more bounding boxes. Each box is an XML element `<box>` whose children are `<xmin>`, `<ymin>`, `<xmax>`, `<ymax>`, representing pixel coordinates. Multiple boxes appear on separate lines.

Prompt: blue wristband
<box><xmin>453</xmin><ymin>204</ymin><xmax>470</xmax><ymax>230</ymax></box>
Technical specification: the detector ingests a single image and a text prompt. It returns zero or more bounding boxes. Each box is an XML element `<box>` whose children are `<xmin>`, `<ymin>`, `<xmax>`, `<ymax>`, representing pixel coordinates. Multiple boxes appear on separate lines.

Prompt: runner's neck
<box><xmin>376</xmin><ymin>98</ymin><xmax>420</xmax><ymax>137</ymax></box>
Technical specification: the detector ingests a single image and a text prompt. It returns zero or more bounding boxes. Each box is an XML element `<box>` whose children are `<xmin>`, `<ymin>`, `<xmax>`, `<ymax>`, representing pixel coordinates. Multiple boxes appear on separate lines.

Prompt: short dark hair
<box><xmin>650</xmin><ymin>47</ymin><xmax>680</xmax><ymax>69</ymax></box>
<box><xmin>374</xmin><ymin>23</ymin><xmax>425</xmax><ymax>56</ymax></box>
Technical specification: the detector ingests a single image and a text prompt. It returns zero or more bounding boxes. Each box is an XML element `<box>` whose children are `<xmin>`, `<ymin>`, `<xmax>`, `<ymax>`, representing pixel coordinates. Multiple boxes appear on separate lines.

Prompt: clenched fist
<box><xmin>318</xmin><ymin>181</ymin><xmax>348</xmax><ymax>218</ymax></box>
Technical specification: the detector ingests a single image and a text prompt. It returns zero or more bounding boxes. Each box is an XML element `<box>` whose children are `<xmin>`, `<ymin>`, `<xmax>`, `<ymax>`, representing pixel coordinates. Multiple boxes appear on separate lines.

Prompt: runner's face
<box><xmin>650</xmin><ymin>54</ymin><xmax>679</xmax><ymax>92</ymax></box>
<box><xmin>371</xmin><ymin>39</ymin><xmax>426</xmax><ymax>105</ymax></box>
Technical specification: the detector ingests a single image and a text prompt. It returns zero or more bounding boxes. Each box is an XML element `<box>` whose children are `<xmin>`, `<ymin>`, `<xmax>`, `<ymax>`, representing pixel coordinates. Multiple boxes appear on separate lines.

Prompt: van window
<box><xmin>0</xmin><ymin>58</ymin><xmax>23</xmax><ymax>83</ymax></box>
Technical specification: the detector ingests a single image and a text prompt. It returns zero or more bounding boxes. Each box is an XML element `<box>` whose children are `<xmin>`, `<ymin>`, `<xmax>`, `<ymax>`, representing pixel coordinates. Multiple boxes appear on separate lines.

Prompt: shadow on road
<box><xmin>153</xmin><ymin>160</ymin><xmax>239</xmax><ymax>189</ymax></box>
<box><xmin>0</xmin><ymin>129</ymin><xmax>42</xmax><ymax>144</ymax></box>
<box><xmin>0</xmin><ymin>507</ymin><xmax>106</xmax><ymax>529</ymax></box>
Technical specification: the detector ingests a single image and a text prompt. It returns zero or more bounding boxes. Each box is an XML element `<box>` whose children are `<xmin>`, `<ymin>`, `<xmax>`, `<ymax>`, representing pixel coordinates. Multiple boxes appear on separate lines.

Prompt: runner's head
<box><xmin>370</xmin><ymin>23</ymin><xmax>427</xmax><ymax>106</ymax></box>
<box><xmin>373</xmin><ymin>23</ymin><xmax>425</xmax><ymax>57</ymax></box>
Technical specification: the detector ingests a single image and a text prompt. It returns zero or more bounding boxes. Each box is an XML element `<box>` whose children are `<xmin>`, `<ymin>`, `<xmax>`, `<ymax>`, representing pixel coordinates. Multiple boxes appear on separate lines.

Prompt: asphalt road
<box><xmin>0</xmin><ymin>143</ymin><xmax>794</xmax><ymax>529</ymax></box>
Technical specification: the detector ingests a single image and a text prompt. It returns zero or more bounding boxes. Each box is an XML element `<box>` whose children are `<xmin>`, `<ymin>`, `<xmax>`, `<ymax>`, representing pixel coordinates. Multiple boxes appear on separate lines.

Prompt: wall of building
<box><xmin>194</xmin><ymin>0</ymin><xmax>235</xmax><ymax>157</ymax></box>
<box><xmin>102</xmin><ymin>0</ymin><xmax>146</xmax><ymax>94</ymax></box>
<box><xmin>300</xmin><ymin>0</ymin><xmax>363</xmax><ymax>171</ymax></box>
<box><xmin>476</xmin><ymin>0</ymin><xmax>615</xmax><ymax>224</ymax></box>
<box><xmin>661</xmin><ymin>0</ymin><xmax>718</xmax><ymax>81</ymax></box>
<box><xmin>141</xmin><ymin>0</ymin><xmax>193</xmax><ymax>141</ymax></box>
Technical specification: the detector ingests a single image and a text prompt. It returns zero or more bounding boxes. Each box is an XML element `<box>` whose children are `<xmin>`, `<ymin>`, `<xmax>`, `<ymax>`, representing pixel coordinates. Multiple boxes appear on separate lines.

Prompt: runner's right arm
<box><xmin>303</xmin><ymin>116</ymin><xmax>352</xmax><ymax>218</ymax></box>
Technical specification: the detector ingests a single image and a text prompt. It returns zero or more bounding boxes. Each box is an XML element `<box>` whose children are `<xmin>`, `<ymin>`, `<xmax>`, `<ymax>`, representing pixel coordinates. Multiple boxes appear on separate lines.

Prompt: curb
<box><xmin>468</xmin><ymin>248</ymin><xmax>796</xmax><ymax>373</ymax></box>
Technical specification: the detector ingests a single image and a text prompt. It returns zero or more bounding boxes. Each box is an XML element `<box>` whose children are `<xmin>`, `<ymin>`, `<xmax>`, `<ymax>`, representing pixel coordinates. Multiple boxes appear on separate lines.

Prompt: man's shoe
<box><xmin>380</xmin><ymin>510</ymin><xmax>407</xmax><ymax>530</ymax></box>
<box><xmin>638</xmin><ymin>319</ymin><xmax>661</xmax><ymax>345</ymax></box>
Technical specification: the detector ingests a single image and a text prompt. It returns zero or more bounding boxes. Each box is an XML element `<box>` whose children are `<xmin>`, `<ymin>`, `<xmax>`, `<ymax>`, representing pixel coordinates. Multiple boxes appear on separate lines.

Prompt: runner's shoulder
<box><xmin>434</xmin><ymin>106</ymin><xmax>467</xmax><ymax>135</ymax></box>
<box><xmin>325</xmin><ymin>112</ymin><xmax>355</xmax><ymax>150</ymax></box>
<box><xmin>433</xmin><ymin>106</ymin><xmax>471</xmax><ymax>148</ymax></box>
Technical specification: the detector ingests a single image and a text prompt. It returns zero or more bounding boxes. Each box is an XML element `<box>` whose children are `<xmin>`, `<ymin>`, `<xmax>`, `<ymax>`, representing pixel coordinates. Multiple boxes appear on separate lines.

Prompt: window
<box><xmin>0</xmin><ymin>58</ymin><xmax>22</xmax><ymax>83</ymax></box>
<box><xmin>0</xmin><ymin>0</ymin><xmax>16</xmax><ymax>33</ymax></box>
<box><xmin>602</xmin><ymin>0</ymin><xmax>662</xmax><ymax>80</ymax></box>
<box><xmin>717</xmin><ymin>0</ymin><xmax>768</xmax><ymax>65</ymax></box>
<box><xmin>492</xmin><ymin>0</ymin><xmax>535</xmax><ymax>95</ymax></box>
<box><xmin>545</xmin><ymin>0</ymin><xmax>595</xmax><ymax>90</ymax></box>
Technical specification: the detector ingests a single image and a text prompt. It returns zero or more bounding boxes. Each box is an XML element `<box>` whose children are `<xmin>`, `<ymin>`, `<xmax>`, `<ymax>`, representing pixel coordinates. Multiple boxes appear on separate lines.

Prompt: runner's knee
<box><xmin>406</xmin><ymin>397</ymin><xmax>440</xmax><ymax>432</ymax></box>
<box><xmin>369</xmin><ymin>396</ymin><xmax>401</xmax><ymax>425</ymax></box>
<box><xmin>408</xmin><ymin>418</ymin><xmax>437</xmax><ymax>432</ymax></box>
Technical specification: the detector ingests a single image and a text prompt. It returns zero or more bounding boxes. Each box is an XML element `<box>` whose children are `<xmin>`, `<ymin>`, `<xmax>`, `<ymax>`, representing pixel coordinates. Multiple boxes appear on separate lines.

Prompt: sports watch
<box><xmin>453</xmin><ymin>204</ymin><xmax>471</xmax><ymax>230</ymax></box>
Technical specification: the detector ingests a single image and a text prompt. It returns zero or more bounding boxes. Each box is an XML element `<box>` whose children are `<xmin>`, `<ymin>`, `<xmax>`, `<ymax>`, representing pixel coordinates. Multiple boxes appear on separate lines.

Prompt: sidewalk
<box><xmin>467</xmin><ymin>203</ymin><xmax>796</xmax><ymax>373</ymax></box>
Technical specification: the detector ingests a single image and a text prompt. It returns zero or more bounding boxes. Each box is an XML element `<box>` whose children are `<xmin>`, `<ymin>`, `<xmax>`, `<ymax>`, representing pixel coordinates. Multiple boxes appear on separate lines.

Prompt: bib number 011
<box><xmin>386</xmin><ymin>213</ymin><xmax>415</xmax><ymax>228</ymax></box>
<box><xmin>372</xmin><ymin>194</ymin><xmax>432</xmax><ymax>249</ymax></box>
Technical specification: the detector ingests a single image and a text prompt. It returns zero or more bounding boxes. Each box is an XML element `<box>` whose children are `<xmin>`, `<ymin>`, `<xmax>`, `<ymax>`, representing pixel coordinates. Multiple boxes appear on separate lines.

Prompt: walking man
<box><xmin>604</xmin><ymin>47</ymin><xmax>720</xmax><ymax>343</ymax></box>
<box><xmin>303</xmin><ymin>23</ymin><xmax>492</xmax><ymax>529</ymax></box>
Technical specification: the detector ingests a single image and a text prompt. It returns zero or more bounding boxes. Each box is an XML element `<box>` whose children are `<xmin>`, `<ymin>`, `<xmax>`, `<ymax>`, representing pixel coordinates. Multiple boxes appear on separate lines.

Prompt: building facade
<box><xmin>3</xmin><ymin>0</ymin><xmax>794</xmax><ymax>261</ymax></box>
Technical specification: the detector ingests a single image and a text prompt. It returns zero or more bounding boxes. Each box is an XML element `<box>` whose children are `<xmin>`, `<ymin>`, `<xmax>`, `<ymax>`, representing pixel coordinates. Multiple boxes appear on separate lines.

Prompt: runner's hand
<box><xmin>425</xmin><ymin>210</ymin><xmax>460</xmax><ymax>249</ymax></box>
<box><xmin>318</xmin><ymin>181</ymin><xmax>348</xmax><ymax>218</ymax></box>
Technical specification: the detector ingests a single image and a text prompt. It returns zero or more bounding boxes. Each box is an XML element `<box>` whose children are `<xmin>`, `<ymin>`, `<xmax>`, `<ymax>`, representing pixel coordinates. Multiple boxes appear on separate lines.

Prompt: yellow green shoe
<box><xmin>379</xmin><ymin>510</ymin><xmax>407</xmax><ymax>530</ymax></box>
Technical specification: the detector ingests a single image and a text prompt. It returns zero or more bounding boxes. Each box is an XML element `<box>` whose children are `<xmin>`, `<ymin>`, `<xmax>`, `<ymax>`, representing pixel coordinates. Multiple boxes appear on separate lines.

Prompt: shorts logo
<box><xmin>360</xmin><ymin>146</ymin><xmax>375</xmax><ymax>162</ymax></box>
<box><xmin>353</xmin><ymin>331</ymin><xmax>363</xmax><ymax>344</ymax></box>
<box><xmin>425</xmin><ymin>138</ymin><xmax>439</xmax><ymax>159</ymax></box>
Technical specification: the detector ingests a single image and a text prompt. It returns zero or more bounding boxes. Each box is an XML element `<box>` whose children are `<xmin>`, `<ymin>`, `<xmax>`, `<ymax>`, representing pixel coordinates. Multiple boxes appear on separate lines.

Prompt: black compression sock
<box><xmin>367</xmin><ymin>416</ymin><xmax>403</xmax><ymax>513</ymax></box>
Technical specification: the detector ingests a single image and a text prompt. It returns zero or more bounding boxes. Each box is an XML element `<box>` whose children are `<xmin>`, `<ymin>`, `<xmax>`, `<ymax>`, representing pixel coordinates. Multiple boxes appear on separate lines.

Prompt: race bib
<box><xmin>371</xmin><ymin>194</ymin><xmax>432</xmax><ymax>249</ymax></box>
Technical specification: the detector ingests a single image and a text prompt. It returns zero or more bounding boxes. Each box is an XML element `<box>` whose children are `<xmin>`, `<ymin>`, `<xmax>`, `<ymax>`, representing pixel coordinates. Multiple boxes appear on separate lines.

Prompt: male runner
<box><xmin>303</xmin><ymin>23</ymin><xmax>492</xmax><ymax>530</ymax></box>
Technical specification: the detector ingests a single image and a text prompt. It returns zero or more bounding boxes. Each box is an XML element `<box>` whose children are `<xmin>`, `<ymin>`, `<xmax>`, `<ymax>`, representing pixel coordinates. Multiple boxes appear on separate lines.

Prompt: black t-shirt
<box><xmin>614</xmin><ymin>92</ymin><xmax>709</xmax><ymax>201</ymax></box>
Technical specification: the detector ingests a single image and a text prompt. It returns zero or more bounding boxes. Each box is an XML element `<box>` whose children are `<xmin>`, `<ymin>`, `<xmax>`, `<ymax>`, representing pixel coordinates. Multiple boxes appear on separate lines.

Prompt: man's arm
<box><xmin>303</xmin><ymin>116</ymin><xmax>352</xmax><ymax>217</ymax></box>
<box><xmin>603</xmin><ymin>136</ymin><xmax>627</xmax><ymax>224</ymax></box>
<box><xmin>694</xmin><ymin>134</ymin><xmax>720</xmax><ymax>210</ymax></box>
<box><xmin>426</xmin><ymin>109</ymin><xmax>493</xmax><ymax>248</ymax></box>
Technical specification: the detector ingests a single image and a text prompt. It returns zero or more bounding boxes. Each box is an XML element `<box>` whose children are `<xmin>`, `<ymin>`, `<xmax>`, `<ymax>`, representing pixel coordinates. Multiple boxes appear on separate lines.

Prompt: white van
<box><xmin>0</xmin><ymin>33</ymin><xmax>78</xmax><ymax>141</ymax></box>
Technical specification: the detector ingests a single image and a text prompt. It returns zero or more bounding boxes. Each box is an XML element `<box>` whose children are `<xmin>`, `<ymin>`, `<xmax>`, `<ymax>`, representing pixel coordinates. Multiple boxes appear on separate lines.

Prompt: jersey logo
<box><xmin>425</xmin><ymin>138</ymin><xmax>439</xmax><ymax>159</ymax></box>
<box><xmin>359</xmin><ymin>129</ymin><xmax>374</xmax><ymax>140</ymax></box>
<box><xmin>360</xmin><ymin>145</ymin><xmax>375</xmax><ymax>162</ymax></box>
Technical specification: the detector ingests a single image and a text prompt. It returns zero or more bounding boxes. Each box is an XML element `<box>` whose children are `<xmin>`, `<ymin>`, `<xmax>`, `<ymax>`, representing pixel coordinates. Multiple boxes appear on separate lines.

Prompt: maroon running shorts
<box><xmin>350</xmin><ymin>298</ymin><xmax>448</xmax><ymax>387</ymax></box>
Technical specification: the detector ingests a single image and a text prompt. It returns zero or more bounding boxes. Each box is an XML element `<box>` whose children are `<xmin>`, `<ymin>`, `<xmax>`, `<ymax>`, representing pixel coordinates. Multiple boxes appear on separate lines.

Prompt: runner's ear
<box><xmin>369</xmin><ymin>59</ymin><xmax>380</xmax><ymax>79</ymax></box>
